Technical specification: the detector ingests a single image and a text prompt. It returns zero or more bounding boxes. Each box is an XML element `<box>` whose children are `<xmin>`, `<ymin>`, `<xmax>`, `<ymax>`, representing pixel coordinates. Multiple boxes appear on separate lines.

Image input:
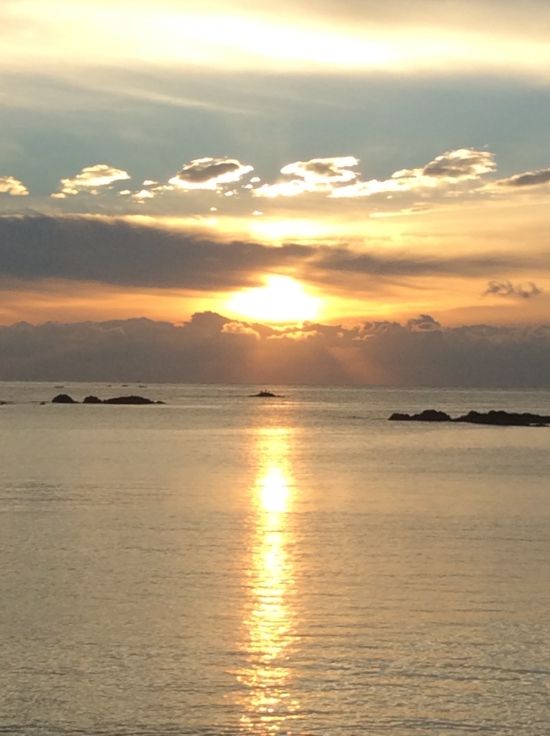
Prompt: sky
<box><xmin>1</xmin><ymin>0</ymin><xmax>550</xmax><ymax>384</ymax></box>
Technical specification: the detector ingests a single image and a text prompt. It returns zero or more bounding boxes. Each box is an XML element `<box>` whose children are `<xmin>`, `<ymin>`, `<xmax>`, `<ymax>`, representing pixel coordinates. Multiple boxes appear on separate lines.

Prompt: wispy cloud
<box><xmin>4</xmin><ymin>0</ymin><xmax>550</xmax><ymax>78</ymax></box>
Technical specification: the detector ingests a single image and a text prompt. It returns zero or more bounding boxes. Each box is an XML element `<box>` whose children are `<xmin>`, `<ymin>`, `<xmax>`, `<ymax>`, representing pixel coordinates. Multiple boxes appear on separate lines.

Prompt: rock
<box><xmin>83</xmin><ymin>395</ymin><xmax>102</xmax><ymax>404</ymax></box>
<box><xmin>52</xmin><ymin>393</ymin><xmax>76</xmax><ymax>404</ymax></box>
<box><xmin>250</xmin><ymin>390</ymin><xmax>279</xmax><ymax>398</ymax></box>
<box><xmin>389</xmin><ymin>408</ymin><xmax>550</xmax><ymax>426</ymax></box>
<box><xmin>102</xmin><ymin>395</ymin><xmax>164</xmax><ymax>405</ymax></box>
<box><xmin>455</xmin><ymin>410</ymin><xmax>550</xmax><ymax>426</ymax></box>
<box><xmin>389</xmin><ymin>409</ymin><xmax>451</xmax><ymax>422</ymax></box>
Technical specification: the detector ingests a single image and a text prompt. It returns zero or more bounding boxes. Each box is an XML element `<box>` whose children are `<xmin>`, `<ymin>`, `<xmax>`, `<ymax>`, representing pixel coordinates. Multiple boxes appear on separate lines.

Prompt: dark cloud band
<box><xmin>0</xmin><ymin>215</ymin><xmax>535</xmax><ymax>291</ymax></box>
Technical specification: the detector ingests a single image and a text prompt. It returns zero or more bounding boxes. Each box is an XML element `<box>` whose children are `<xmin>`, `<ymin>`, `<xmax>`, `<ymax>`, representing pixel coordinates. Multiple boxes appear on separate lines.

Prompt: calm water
<box><xmin>1</xmin><ymin>383</ymin><xmax>550</xmax><ymax>735</ymax></box>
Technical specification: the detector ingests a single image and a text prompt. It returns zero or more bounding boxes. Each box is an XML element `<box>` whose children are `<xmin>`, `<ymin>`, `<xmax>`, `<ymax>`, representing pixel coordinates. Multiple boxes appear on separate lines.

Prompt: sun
<box><xmin>226</xmin><ymin>275</ymin><xmax>321</xmax><ymax>323</ymax></box>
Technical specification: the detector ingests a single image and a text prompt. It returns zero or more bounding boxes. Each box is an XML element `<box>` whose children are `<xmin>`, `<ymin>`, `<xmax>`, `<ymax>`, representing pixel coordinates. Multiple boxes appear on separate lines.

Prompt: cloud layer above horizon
<box><xmin>3</xmin><ymin>311</ymin><xmax>550</xmax><ymax>389</ymax></box>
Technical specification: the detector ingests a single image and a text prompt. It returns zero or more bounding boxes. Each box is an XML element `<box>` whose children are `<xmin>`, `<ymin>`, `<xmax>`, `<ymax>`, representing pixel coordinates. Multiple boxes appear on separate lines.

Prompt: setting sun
<box><xmin>227</xmin><ymin>276</ymin><xmax>321</xmax><ymax>323</ymax></box>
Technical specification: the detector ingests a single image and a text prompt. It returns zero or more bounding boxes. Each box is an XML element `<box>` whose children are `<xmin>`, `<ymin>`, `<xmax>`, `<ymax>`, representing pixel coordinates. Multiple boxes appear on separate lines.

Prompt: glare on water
<box><xmin>236</xmin><ymin>427</ymin><xmax>301</xmax><ymax>733</ymax></box>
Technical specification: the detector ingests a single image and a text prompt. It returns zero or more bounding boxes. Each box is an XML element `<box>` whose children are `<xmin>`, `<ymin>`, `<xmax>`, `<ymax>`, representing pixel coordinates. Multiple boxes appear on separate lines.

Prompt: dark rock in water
<box><xmin>52</xmin><ymin>393</ymin><xmax>76</xmax><ymax>404</ymax></box>
<box><xmin>455</xmin><ymin>410</ymin><xmax>550</xmax><ymax>426</ymax></box>
<box><xmin>102</xmin><ymin>395</ymin><xmax>164</xmax><ymax>405</ymax></box>
<box><xmin>250</xmin><ymin>390</ymin><xmax>279</xmax><ymax>398</ymax></box>
<box><xmin>389</xmin><ymin>409</ymin><xmax>451</xmax><ymax>422</ymax></box>
<box><xmin>83</xmin><ymin>395</ymin><xmax>102</xmax><ymax>404</ymax></box>
<box><xmin>389</xmin><ymin>412</ymin><xmax>412</xmax><ymax>421</ymax></box>
<box><xmin>389</xmin><ymin>408</ymin><xmax>550</xmax><ymax>426</ymax></box>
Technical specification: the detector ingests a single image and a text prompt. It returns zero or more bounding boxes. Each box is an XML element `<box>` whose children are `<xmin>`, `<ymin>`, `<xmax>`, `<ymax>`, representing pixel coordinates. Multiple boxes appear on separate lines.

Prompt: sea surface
<box><xmin>1</xmin><ymin>382</ymin><xmax>550</xmax><ymax>735</ymax></box>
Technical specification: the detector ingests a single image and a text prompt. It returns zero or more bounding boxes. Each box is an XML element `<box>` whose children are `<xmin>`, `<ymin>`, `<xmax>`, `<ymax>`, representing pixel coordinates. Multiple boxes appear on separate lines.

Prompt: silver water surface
<box><xmin>1</xmin><ymin>383</ymin><xmax>550</xmax><ymax>734</ymax></box>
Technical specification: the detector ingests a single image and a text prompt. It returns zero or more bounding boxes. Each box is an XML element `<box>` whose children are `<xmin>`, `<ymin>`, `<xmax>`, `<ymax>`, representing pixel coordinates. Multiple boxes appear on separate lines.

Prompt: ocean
<box><xmin>1</xmin><ymin>382</ymin><xmax>549</xmax><ymax>735</ymax></box>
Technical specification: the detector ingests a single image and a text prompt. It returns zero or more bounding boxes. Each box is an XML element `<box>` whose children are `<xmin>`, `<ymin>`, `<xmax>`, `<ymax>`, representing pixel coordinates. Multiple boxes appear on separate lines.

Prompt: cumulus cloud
<box><xmin>221</xmin><ymin>321</ymin><xmax>260</xmax><ymax>338</ymax></box>
<box><xmin>406</xmin><ymin>314</ymin><xmax>442</xmax><ymax>331</ymax></box>
<box><xmin>494</xmin><ymin>168</ymin><xmax>550</xmax><ymax>188</ymax></box>
<box><xmin>41</xmin><ymin>150</ymin><xmax>511</xmax><ymax>207</ymax></box>
<box><xmin>3</xmin><ymin>313</ymin><xmax>550</xmax><ymax>388</ymax></box>
<box><xmin>267</xmin><ymin>328</ymin><xmax>322</xmax><ymax>341</ymax></box>
<box><xmin>331</xmin><ymin>149</ymin><xmax>496</xmax><ymax>198</ymax></box>
<box><xmin>484</xmin><ymin>280</ymin><xmax>542</xmax><ymax>299</ymax></box>
<box><xmin>131</xmin><ymin>189</ymin><xmax>155</xmax><ymax>201</ymax></box>
<box><xmin>0</xmin><ymin>176</ymin><xmax>28</xmax><ymax>196</ymax></box>
<box><xmin>54</xmin><ymin>164</ymin><xmax>130</xmax><ymax>197</ymax></box>
<box><xmin>0</xmin><ymin>215</ymin><xmax>533</xmax><ymax>291</ymax></box>
<box><xmin>168</xmin><ymin>157</ymin><xmax>254</xmax><ymax>191</ymax></box>
<box><xmin>253</xmin><ymin>156</ymin><xmax>358</xmax><ymax>197</ymax></box>
<box><xmin>417</xmin><ymin>149</ymin><xmax>496</xmax><ymax>180</ymax></box>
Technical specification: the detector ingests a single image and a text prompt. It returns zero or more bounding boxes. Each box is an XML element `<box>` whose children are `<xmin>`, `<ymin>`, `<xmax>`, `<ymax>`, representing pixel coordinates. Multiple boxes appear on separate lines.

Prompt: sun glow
<box><xmin>227</xmin><ymin>275</ymin><xmax>321</xmax><ymax>323</ymax></box>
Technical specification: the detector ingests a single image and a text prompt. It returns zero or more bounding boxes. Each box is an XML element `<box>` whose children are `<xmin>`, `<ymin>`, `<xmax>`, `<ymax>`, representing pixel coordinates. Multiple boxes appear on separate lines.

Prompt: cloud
<box><xmin>0</xmin><ymin>176</ymin><xmax>28</xmax><ymax>196</ymax></box>
<box><xmin>406</xmin><ymin>314</ymin><xmax>442</xmax><ymax>331</ymax></box>
<box><xmin>248</xmin><ymin>149</ymin><xmax>497</xmax><ymax>200</ymax></box>
<box><xmin>54</xmin><ymin>164</ymin><xmax>130</xmax><ymax>197</ymax></box>
<box><xmin>0</xmin><ymin>215</ymin><xmax>533</xmax><ymax>293</ymax></box>
<box><xmin>312</xmin><ymin>246</ymin><xmax>526</xmax><ymax>279</ymax></box>
<box><xmin>3</xmin><ymin>312</ymin><xmax>550</xmax><ymax>387</ymax></box>
<box><xmin>0</xmin><ymin>215</ymin><xmax>311</xmax><ymax>290</ymax></box>
<box><xmin>168</xmin><ymin>157</ymin><xmax>254</xmax><ymax>191</ymax></box>
<box><xmin>131</xmin><ymin>189</ymin><xmax>155</xmax><ymax>201</ymax></box>
<box><xmin>417</xmin><ymin>149</ymin><xmax>496</xmax><ymax>180</ymax></box>
<box><xmin>331</xmin><ymin>149</ymin><xmax>496</xmax><ymax>198</ymax></box>
<box><xmin>5</xmin><ymin>0</ymin><xmax>550</xmax><ymax>80</ymax></box>
<box><xmin>267</xmin><ymin>328</ymin><xmax>322</xmax><ymax>341</ymax></box>
<box><xmin>253</xmin><ymin>156</ymin><xmax>358</xmax><ymax>197</ymax></box>
<box><xmin>483</xmin><ymin>280</ymin><xmax>542</xmax><ymax>299</ymax></box>
<box><xmin>494</xmin><ymin>168</ymin><xmax>550</xmax><ymax>188</ymax></box>
<box><xmin>221</xmin><ymin>321</ymin><xmax>260</xmax><ymax>338</ymax></box>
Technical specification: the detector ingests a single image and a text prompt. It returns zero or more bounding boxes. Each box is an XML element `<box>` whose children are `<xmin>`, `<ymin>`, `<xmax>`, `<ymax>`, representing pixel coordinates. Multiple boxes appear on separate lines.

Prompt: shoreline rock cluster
<box><xmin>389</xmin><ymin>409</ymin><xmax>550</xmax><ymax>426</ymax></box>
<box><xmin>52</xmin><ymin>394</ymin><xmax>164</xmax><ymax>405</ymax></box>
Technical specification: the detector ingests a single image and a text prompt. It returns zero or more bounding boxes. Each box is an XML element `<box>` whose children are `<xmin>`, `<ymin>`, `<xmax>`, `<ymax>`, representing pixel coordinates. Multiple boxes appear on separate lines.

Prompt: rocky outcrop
<box><xmin>250</xmin><ymin>390</ymin><xmax>280</xmax><ymax>398</ymax></box>
<box><xmin>454</xmin><ymin>410</ymin><xmax>550</xmax><ymax>426</ymax></box>
<box><xmin>389</xmin><ymin>409</ymin><xmax>451</xmax><ymax>422</ymax></box>
<box><xmin>52</xmin><ymin>393</ymin><xmax>77</xmax><ymax>403</ymax></box>
<box><xmin>102</xmin><ymin>395</ymin><xmax>163</xmax><ymax>405</ymax></box>
<box><xmin>389</xmin><ymin>409</ymin><xmax>550</xmax><ymax>426</ymax></box>
<box><xmin>53</xmin><ymin>394</ymin><xmax>164</xmax><ymax>405</ymax></box>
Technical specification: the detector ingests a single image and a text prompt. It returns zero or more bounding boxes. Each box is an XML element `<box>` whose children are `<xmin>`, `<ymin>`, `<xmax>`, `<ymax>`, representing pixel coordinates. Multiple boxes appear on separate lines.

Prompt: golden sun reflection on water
<box><xmin>237</xmin><ymin>428</ymin><xmax>301</xmax><ymax>733</ymax></box>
